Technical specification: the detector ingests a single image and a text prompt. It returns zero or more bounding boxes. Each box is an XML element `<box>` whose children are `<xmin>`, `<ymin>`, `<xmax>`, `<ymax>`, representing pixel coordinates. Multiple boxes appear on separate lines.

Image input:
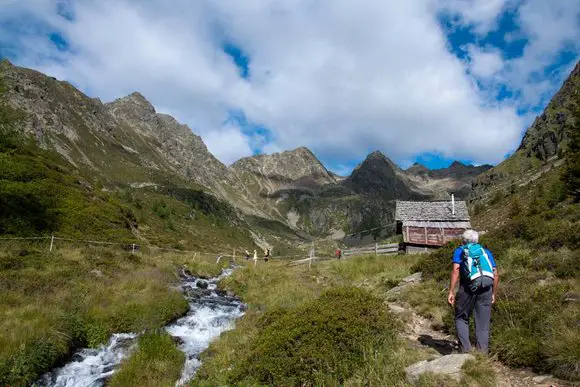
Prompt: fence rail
<box><xmin>0</xmin><ymin>235</ymin><xmax>316</xmax><ymax>264</ymax></box>
<box><xmin>342</xmin><ymin>243</ymin><xmax>400</xmax><ymax>257</ymax></box>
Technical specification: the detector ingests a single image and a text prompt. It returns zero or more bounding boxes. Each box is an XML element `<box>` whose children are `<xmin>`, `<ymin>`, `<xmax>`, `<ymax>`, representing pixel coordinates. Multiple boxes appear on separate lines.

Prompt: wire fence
<box><xmin>0</xmin><ymin>234</ymin><xmax>316</xmax><ymax>264</ymax></box>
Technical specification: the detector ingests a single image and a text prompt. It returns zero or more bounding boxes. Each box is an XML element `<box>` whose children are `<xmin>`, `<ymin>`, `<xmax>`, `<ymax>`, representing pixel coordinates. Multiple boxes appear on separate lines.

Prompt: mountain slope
<box><xmin>1</xmin><ymin>59</ymin><xmax>492</xmax><ymax>241</ymax></box>
<box><xmin>1</xmin><ymin>60</ymin><xmax>289</xmax><ymax>225</ymax></box>
<box><xmin>231</xmin><ymin>147</ymin><xmax>337</xmax><ymax>196</ymax></box>
<box><xmin>406</xmin><ymin>161</ymin><xmax>493</xmax><ymax>199</ymax></box>
<box><xmin>470</xmin><ymin>61</ymin><xmax>579</xmax><ymax>203</ymax></box>
<box><xmin>343</xmin><ymin>151</ymin><xmax>426</xmax><ymax>200</ymax></box>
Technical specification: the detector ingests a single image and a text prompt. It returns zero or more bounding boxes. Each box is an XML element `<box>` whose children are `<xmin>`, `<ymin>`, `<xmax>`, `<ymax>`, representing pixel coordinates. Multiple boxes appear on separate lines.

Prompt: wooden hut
<box><xmin>395</xmin><ymin>198</ymin><xmax>471</xmax><ymax>253</ymax></box>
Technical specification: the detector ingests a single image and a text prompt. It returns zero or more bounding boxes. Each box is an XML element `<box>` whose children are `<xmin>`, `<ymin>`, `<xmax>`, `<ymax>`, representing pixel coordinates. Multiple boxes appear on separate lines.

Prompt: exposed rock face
<box><xmin>107</xmin><ymin>92</ymin><xmax>249</xmax><ymax>202</ymax></box>
<box><xmin>231</xmin><ymin>147</ymin><xmax>337</xmax><ymax>195</ymax></box>
<box><xmin>344</xmin><ymin>151</ymin><xmax>425</xmax><ymax>200</ymax></box>
<box><xmin>470</xmin><ymin>60</ymin><xmax>579</xmax><ymax>203</ymax></box>
<box><xmin>0</xmin><ymin>59</ymin><xmax>267</xmax><ymax>219</ymax></box>
<box><xmin>406</xmin><ymin>161</ymin><xmax>493</xmax><ymax>199</ymax></box>
<box><xmin>519</xmin><ymin>61</ymin><xmax>579</xmax><ymax>161</ymax></box>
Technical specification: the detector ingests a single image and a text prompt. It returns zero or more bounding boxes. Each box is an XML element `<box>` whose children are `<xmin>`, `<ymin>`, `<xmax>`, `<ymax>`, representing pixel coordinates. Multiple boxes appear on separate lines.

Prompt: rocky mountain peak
<box><xmin>109</xmin><ymin>91</ymin><xmax>156</xmax><ymax>116</ymax></box>
<box><xmin>406</xmin><ymin>162</ymin><xmax>429</xmax><ymax>176</ymax></box>
<box><xmin>449</xmin><ymin>160</ymin><xmax>466</xmax><ymax>168</ymax></box>
<box><xmin>343</xmin><ymin>150</ymin><xmax>423</xmax><ymax>200</ymax></box>
<box><xmin>231</xmin><ymin>147</ymin><xmax>336</xmax><ymax>193</ymax></box>
<box><xmin>518</xmin><ymin>60</ymin><xmax>579</xmax><ymax>160</ymax></box>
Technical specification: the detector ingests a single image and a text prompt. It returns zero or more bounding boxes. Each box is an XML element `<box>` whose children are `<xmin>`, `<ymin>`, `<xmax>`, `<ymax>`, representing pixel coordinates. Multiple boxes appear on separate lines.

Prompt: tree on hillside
<box><xmin>563</xmin><ymin>93</ymin><xmax>580</xmax><ymax>201</ymax></box>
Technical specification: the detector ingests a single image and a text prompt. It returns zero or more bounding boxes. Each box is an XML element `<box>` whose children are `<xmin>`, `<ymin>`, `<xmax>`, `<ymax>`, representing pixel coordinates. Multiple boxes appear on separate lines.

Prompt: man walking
<box><xmin>448</xmin><ymin>229</ymin><xmax>499</xmax><ymax>354</ymax></box>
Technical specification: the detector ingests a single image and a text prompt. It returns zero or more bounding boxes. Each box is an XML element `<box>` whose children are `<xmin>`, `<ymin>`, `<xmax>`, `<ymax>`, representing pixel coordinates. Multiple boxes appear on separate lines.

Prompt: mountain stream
<box><xmin>35</xmin><ymin>267</ymin><xmax>245</xmax><ymax>387</ymax></box>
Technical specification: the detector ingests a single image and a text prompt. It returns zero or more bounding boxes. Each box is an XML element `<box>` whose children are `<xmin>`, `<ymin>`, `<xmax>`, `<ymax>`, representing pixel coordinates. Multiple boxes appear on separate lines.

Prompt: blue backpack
<box><xmin>461</xmin><ymin>243</ymin><xmax>494</xmax><ymax>292</ymax></box>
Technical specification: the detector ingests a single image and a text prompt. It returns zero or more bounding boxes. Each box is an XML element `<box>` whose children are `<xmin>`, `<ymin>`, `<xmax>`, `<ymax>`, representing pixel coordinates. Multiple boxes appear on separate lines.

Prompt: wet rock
<box><xmin>196</xmin><ymin>280</ymin><xmax>209</xmax><ymax>289</ymax></box>
<box><xmin>215</xmin><ymin>288</ymin><xmax>227</xmax><ymax>297</ymax></box>
<box><xmin>405</xmin><ymin>353</ymin><xmax>475</xmax><ymax>384</ymax></box>
<box><xmin>239</xmin><ymin>304</ymin><xmax>248</xmax><ymax>312</ymax></box>
<box><xmin>226</xmin><ymin>290</ymin><xmax>235</xmax><ymax>297</ymax></box>
<box><xmin>171</xmin><ymin>335</ymin><xmax>185</xmax><ymax>346</ymax></box>
<box><xmin>185</xmin><ymin>288</ymin><xmax>212</xmax><ymax>299</ymax></box>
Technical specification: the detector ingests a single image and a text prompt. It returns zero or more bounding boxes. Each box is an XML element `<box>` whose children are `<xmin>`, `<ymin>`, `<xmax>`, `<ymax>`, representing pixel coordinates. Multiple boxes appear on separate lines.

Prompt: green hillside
<box><xmin>406</xmin><ymin>92</ymin><xmax>580</xmax><ymax>382</ymax></box>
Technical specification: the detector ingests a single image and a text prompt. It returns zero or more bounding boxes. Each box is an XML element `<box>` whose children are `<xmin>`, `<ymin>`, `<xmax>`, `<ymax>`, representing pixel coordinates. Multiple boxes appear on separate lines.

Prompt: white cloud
<box><xmin>202</xmin><ymin>124</ymin><xmax>254</xmax><ymax>165</ymax></box>
<box><xmin>0</xmin><ymin>0</ymin><xmax>578</xmax><ymax>168</ymax></box>
<box><xmin>466</xmin><ymin>45</ymin><xmax>504</xmax><ymax>79</ymax></box>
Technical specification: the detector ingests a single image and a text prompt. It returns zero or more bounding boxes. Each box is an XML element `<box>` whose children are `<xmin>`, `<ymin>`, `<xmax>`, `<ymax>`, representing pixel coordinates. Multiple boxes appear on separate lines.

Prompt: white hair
<box><xmin>463</xmin><ymin>229</ymin><xmax>479</xmax><ymax>244</ymax></box>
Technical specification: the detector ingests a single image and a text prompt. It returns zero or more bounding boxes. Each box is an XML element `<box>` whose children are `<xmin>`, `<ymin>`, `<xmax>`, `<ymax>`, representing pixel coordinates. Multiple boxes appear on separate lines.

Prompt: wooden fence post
<box><xmin>375</xmin><ymin>242</ymin><xmax>378</xmax><ymax>256</ymax></box>
<box><xmin>49</xmin><ymin>235</ymin><xmax>55</xmax><ymax>252</ymax></box>
<box><xmin>131</xmin><ymin>243</ymin><xmax>136</xmax><ymax>254</ymax></box>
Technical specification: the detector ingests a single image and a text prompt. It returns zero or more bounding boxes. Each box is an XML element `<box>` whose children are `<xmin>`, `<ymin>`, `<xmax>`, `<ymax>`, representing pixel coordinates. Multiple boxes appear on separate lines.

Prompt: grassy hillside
<box><xmin>405</xmin><ymin>116</ymin><xmax>580</xmax><ymax>381</ymax></box>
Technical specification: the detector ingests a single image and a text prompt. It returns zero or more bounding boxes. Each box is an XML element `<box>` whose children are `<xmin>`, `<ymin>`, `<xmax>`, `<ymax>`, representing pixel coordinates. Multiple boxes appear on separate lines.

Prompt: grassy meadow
<box><xmin>0</xmin><ymin>243</ymin><xmax>233</xmax><ymax>386</ymax></box>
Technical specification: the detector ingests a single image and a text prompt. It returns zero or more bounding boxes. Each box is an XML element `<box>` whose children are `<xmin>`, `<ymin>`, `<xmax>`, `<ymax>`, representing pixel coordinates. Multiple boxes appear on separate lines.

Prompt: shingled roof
<box><xmin>395</xmin><ymin>200</ymin><xmax>470</xmax><ymax>221</ymax></box>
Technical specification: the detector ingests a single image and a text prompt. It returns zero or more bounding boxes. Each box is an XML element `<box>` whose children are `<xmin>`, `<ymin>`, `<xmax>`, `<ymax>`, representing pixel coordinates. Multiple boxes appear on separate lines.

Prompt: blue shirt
<box><xmin>452</xmin><ymin>246</ymin><xmax>496</xmax><ymax>267</ymax></box>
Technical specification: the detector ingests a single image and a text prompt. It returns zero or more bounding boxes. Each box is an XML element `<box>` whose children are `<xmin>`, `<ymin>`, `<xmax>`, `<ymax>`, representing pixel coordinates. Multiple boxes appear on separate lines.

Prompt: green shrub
<box><xmin>231</xmin><ymin>287</ymin><xmax>400</xmax><ymax>386</ymax></box>
<box><xmin>410</xmin><ymin>240</ymin><xmax>461</xmax><ymax>282</ymax></box>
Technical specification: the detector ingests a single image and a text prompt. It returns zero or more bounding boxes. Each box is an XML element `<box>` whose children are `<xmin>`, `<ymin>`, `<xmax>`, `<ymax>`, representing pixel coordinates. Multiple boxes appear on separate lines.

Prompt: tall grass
<box><xmin>110</xmin><ymin>332</ymin><xmax>185</xmax><ymax>387</ymax></box>
<box><xmin>0</xmin><ymin>245</ymin><xmax>192</xmax><ymax>385</ymax></box>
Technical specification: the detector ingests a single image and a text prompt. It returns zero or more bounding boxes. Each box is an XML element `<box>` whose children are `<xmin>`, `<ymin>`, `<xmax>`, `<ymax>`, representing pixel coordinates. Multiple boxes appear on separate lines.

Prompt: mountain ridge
<box><xmin>1</xmin><ymin>59</ymin><xmax>493</xmax><ymax>239</ymax></box>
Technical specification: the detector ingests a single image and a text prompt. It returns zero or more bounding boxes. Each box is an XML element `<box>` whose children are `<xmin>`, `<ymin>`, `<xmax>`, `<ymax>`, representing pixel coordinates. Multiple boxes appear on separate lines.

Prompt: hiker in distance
<box><xmin>448</xmin><ymin>229</ymin><xmax>499</xmax><ymax>354</ymax></box>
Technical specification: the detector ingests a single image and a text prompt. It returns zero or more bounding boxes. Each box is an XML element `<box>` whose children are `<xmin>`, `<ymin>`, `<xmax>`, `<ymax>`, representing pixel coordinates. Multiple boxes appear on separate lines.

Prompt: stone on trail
<box><xmin>402</xmin><ymin>272</ymin><xmax>422</xmax><ymax>284</ymax></box>
<box><xmin>532</xmin><ymin>375</ymin><xmax>553</xmax><ymax>383</ymax></box>
<box><xmin>386</xmin><ymin>272</ymin><xmax>423</xmax><ymax>298</ymax></box>
<box><xmin>405</xmin><ymin>353</ymin><xmax>475</xmax><ymax>384</ymax></box>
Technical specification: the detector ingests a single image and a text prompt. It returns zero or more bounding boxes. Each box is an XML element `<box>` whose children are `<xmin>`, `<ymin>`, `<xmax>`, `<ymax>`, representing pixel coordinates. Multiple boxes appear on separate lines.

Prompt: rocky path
<box><xmin>386</xmin><ymin>274</ymin><xmax>570</xmax><ymax>387</ymax></box>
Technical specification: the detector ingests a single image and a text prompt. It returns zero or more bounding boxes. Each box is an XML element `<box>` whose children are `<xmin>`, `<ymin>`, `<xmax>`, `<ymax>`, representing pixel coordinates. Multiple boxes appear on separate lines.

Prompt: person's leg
<box><xmin>455</xmin><ymin>285</ymin><xmax>475</xmax><ymax>353</ymax></box>
<box><xmin>474</xmin><ymin>286</ymin><xmax>493</xmax><ymax>354</ymax></box>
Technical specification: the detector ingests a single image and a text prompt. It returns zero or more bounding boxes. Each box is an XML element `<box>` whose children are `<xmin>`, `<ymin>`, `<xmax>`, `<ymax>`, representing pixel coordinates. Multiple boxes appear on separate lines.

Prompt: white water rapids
<box><xmin>34</xmin><ymin>268</ymin><xmax>245</xmax><ymax>387</ymax></box>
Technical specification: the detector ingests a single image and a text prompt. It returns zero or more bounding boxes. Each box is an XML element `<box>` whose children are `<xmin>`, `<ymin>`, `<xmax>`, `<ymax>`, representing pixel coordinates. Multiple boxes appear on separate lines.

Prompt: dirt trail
<box><xmin>386</xmin><ymin>284</ymin><xmax>571</xmax><ymax>386</ymax></box>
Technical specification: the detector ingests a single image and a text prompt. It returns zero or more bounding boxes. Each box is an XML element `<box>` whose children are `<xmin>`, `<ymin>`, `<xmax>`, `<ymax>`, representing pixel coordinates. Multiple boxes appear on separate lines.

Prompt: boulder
<box><xmin>402</xmin><ymin>272</ymin><xmax>422</xmax><ymax>284</ymax></box>
<box><xmin>532</xmin><ymin>375</ymin><xmax>553</xmax><ymax>383</ymax></box>
<box><xmin>196</xmin><ymin>280</ymin><xmax>209</xmax><ymax>289</ymax></box>
<box><xmin>405</xmin><ymin>353</ymin><xmax>475</xmax><ymax>384</ymax></box>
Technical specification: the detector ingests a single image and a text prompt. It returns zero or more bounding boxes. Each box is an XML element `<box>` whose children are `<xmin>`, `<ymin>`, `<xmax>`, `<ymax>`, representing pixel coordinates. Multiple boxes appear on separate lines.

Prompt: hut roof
<box><xmin>395</xmin><ymin>200</ymin><xmax>470</xmax><ymax>222</ymax></box>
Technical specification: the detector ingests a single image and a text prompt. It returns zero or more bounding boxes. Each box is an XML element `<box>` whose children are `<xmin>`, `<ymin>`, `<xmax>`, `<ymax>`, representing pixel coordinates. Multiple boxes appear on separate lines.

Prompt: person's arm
<box><xmin>448</xmin><ymin>263</ymin><xmax>460</xmax><ymax>305</ymax></box>
<box><xmin>492</xmin><ymin>267</ymin><xmax>499</xmax><ymax>304</ymax></box>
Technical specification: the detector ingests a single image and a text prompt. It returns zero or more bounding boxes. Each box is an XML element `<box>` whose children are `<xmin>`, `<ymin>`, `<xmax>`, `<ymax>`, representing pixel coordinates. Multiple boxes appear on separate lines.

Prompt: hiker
<box><xmin>335</xmin><ymin>248</ymin><xmax>342</xmax><ymax>259</ymax></box>
<box><xmin>448</xmin><ymin>229</ymin><xmax>499</xmax><ymax>354</ymax></box>
<box><xmin>244</xmin><ymin>250</ymin><xmax>251</xmax><ymax>260</ymax></box>
<box><xmin>264</xmin><ymin>248</ymin><xmax>271</xmax><ymax>262</ymax></box>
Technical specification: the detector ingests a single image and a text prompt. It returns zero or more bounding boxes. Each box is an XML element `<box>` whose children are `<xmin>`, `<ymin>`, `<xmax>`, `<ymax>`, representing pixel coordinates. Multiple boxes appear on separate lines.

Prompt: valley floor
<box><xmin>1</xmin><ymin>243</ymin><xmax>577</xmax><ymax>386</ymax></box>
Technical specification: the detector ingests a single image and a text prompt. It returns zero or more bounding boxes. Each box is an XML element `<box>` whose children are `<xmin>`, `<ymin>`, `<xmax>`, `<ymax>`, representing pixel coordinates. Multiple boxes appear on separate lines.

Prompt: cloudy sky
<box><xmin>1</xmin><ymin>0</ymin><xmax>579</xmax><ymax>174</ymax></box>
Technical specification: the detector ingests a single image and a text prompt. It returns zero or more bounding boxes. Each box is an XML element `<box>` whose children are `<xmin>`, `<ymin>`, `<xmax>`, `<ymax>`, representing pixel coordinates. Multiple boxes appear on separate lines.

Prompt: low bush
<box><xmin>230</xmin><ymin>287</ymin><xmax>400</xmax><ymax>386</ymax></box>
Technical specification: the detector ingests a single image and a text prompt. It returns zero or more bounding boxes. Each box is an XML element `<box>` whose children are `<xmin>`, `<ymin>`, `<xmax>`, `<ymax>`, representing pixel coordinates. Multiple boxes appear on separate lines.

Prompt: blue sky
<box><xmin>1</xmin><ymin>1</ymin><xmax>579</xmax><ymax>174</ymax></box>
